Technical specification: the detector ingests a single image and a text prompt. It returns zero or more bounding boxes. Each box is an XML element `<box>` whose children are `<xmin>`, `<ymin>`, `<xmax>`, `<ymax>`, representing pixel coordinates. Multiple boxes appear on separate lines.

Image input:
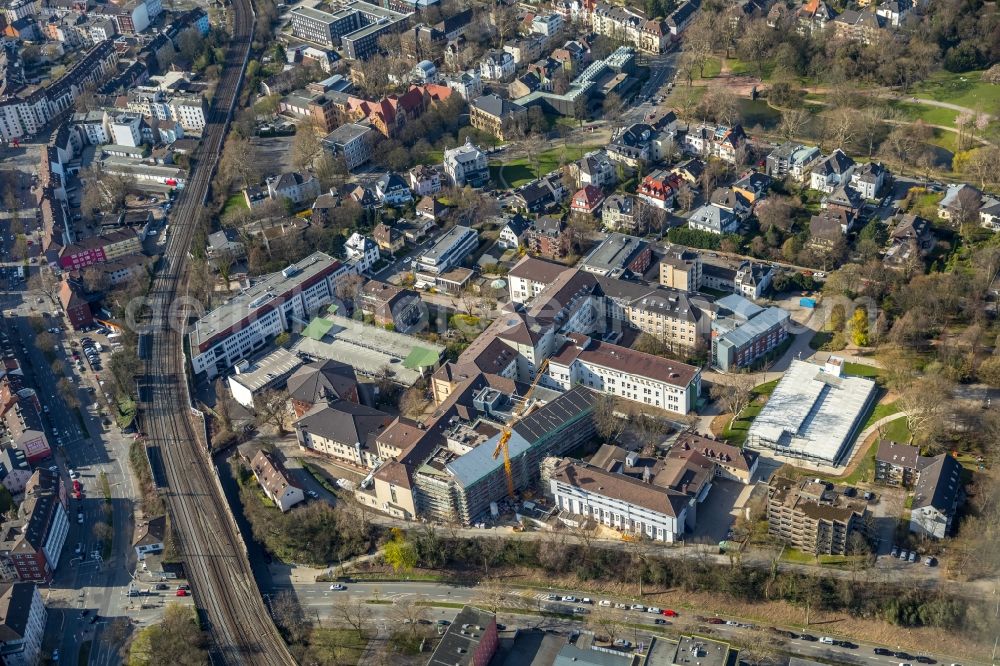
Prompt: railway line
<box><xmin>137</xmin><ymin>0</ymin><xmax>294</xmax><ymax>663</ymax></box>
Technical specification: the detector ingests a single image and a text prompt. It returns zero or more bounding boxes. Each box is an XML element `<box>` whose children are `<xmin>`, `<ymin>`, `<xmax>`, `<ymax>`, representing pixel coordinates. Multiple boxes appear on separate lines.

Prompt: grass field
<box><xmin>908</xmin><ymin>191</ymin><xmax>944</xmax><ymax>219</ymax></box>
<box><xmin>698</xmin><ymin>57</ymin><xmax>723</xmax><ymax>79</ymax></box>
<box><xmin>891</xmin><ymin>101</ymin><xmax>960</xmax><ymax>128</ymax></box>
<box><xmin>491</xmin><ymin>144</ymin><xmax>603</xmax><ymax>188</ymax></box>
<box><xmin>781</xmin><ymin>547</ymin><xmax>867</xmax><ymax>568</ymax></box>
<box><xmin>223</xmin><ymin>193</ymin><xmax>248</xmax><ymax>214</ymax></box>
<box><xmin>863</xmin><ymin>401</ymin><xmax>901</xmax><ymax>429</ymax></box>
<box><xmin>721</xmin><ymin>402</ymin><xmax>762</xmax><ymax>446</ymax></box>
<box><xmin>843</xmin><ymin>362</ymin><xmax>881</xmax><ymax>379</ymax></box>
<box><xmin>911</xmin><ymin>70</ymin><xmax>1000</xmax><ymax>112</ymax></box>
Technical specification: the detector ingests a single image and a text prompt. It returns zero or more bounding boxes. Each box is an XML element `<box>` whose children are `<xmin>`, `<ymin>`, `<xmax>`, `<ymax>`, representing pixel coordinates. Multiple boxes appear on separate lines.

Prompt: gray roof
<box><xmin>229</xmin><ymin>348</ymin><xmax>304</xmax><ymax>393</ymax></box>
<box><xmin>324</xmin><ymin>122</ymin><xmax>371</xmax><ymax>146</ymax></box>
<box><xmin>427</xmin><ymin>606</ymin><xmax>496</xmax><ymax>666</ymax></box>
<box><xmin>286</xmin><ymin>359</ymin><xmax>358</xmax><ymax>404</ymax></box>
<box><xmin>715</xmin><ymin>293</ymin><xmax>764</xmax><ymax>319</ymax></box>
<box><xmin>715</xmin><ymin>306</ymin><xmax>789</xmax><ymax>350</ymax></box>
<box><xmin>553</xmin><ymin>644</ymin><xmax>633</xmax><ymax>666</ymax></box>
<box><xmin>688</xmin><ymin>204</ymin><xmax>736</xmax><ymax>232</ymax></box>
<box><xmin>471</xmin><ymin>93</ymin><xmax>524</xmax><ymax>118</ymax></box>
<box><xmin>813</xmin><ymin>149</ymin><xmax>855</xmax><ymax>176</ymax></box>
<box><xmin>581</xmin><ymin>233</ymin><xmax>648</xmax><ymax>276</ymax></box>
<box><xmin>0</xmin><ymin>583</ymin><xmax>38</xmax><ymax>643</ymax></box>
<box><xmin>295</xmin><ymin>400</ymin><xmax>390</xmax><ymax>447</ymax></box>
<box><xmin>912</xmin><ymin>454</ymin><xmax>962</xmax><ymax>513</ymax></box>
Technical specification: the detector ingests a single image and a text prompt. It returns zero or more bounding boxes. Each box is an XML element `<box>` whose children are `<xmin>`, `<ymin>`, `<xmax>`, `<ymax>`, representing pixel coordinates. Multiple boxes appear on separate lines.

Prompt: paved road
<box><xmin>277</xmin><ymin>579</ymin><xmax>977</xmax><ymax>665</ymax></box>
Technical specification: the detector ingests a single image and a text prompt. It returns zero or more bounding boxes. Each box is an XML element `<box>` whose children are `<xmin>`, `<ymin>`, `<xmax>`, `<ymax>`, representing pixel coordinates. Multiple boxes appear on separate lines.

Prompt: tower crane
<box><xmin>492</xmin><ymin>359</ymin><xmax>549</xmax><ymax>499</ymax></box>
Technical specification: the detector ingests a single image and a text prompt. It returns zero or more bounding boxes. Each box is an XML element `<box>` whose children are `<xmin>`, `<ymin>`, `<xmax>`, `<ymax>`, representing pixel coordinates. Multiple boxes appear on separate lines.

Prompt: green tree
<box><xmin>383</xmin><ymin>528</ymin><xmax>418</xmax><ymax>572</ymax></box>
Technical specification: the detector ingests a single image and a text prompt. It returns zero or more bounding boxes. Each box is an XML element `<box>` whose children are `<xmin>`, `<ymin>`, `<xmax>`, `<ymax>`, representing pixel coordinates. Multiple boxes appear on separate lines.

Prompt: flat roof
<box><xmin>673</xmin><ymin>636</ymin><xmax>732</xmax><ymax>666</ymax></box>
<box><xmin>421</xmin><ymin>225</ymin><xmax>476</xmax><ymax>264</ymax></box>
<box><xmin>229</xmin><ymin>348</ymin><xmax>303</xmax><ymax>392</ymax></box>
<box><xmin>303</xmin><ymin>317</ymin><xmax>335</xmax><ymax>340</ymax></box>
<box><xmin>747</xmin><ymin>359</ymin><xmax>877</xmax><ymax>464</ymax></box>
<box><xmin>190</xmin><ymin>252</ymin><xmax>340</xmax><ymax>349</ymax></box>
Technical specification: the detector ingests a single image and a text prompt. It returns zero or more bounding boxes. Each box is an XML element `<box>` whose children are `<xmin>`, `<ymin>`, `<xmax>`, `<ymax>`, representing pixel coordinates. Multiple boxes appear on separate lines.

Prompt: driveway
<box><xmin>688</xmin><ymin>479</ymin><xmax>743</xmax><ymax>544</ymax></box>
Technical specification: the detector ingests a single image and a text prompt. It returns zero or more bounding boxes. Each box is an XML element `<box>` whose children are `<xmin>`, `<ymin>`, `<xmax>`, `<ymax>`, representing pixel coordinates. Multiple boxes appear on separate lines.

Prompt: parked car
<box><xmin>819</xmin><ymin>637</ymin><xmax>834</xmax><ymax>644</ymax></box>
<box><xmin>646</xmin><ymin>607</ymin><xmax>661</xmax><ymax>614</ymax></box>
<box><xmin>662</xmin><ymin>609</ymin><xmax>678</xmax><ymax>617</ymax></box>
<box><xmin>176</xmin><ymin>589</ymin><xmax>188</xmax><ymax>597</ymax></box>
<box><xmin>629</xmin><ymin>604</ymin><xmax>646</xmax><ymax>611</ymax></box>
<box><xmin>891</xmin><ymin>547</ymin><xmax>900</xmax><ymax>558</ymax></box>
<box><xmin>924</xmin><ymin>556</ymin><xmax>937</xmax><ymax>567</ymax></box>
<box><xmin>875</xmin><ymin>648</ymin><xmax>893</xmax><ymax>655</ymax></box>
<box><xmin>599</xmin><ymin>600</ymin><xmax>612</xmax><ymax>607</ymax></box>
<box><xmin>654</xmin><ymin>618</ymin><xmax>667</xmax><ymax>625</ymax></box>
<box><xmin>612</xmin><ymin>639</ymin><xmax>632</xmax><ymax>648</ymax></box>
<box><xmin>914</xmin><ymin>657</ymin><xmax>936</xmax><ymax>664</ymax></box>
<box><xmin>798</xmin><ymin>634</ymin><xmax>817</xmax><ymax>642</ymax></box>
<box><xmin>908</xmin><ymin>551</ymin><xmax>918</xmax><ymax>563</ymax></box>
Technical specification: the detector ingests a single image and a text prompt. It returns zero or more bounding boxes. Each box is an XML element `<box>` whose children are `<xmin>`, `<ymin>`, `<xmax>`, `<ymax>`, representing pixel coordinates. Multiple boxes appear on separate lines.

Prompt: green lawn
<box><xmin>927</xmin><ymin>127</ymin><xmax>959</xmax><ymax>153</ymax></box>
<box><xmin>879</xmin><ymin>415</ymin><xmax>911</xmax><ymax>443</ymax></box>
<box><xmin>843</xmin><ymin>362</ymin><xmax>881</xmax><ymax>379</ymax></box>
<box><xmin>698</xmin><ymin>57</ymin><xmax>723</xmax><ymax>79</ymax></box>
<box><xmin>491</xmin><ymin>143</ymin><xmax>603</xmax><ymax>188</ymax></box>
<box><xmin>726</xmin><ymin>57</ymin><xmax>776</xmax><ymax>81</ymax></box>
<box><xmin>863</xmin><ymin>401</ymin><xmax>900</xmax><ymax>429</ymax></box>
<box><xmin>753</xmin><ymin>379</ymin><xmax>779</xmax><ymax>397</ymax></box>
<box><xmin>908</xmin><ymin>191</ymin><xmax>944</xmax><ymax>219</ymax></box>
<box><xmin>911</xmin><ymin>70</ymin><xmax>1000</xmax><ymax>112</ymax></box>
<box><xmin>721</xmin><ymin>402</ymin><xmax>762</xmax><ymax>446</ymax></box>
<box><xmin>223</xmin><ymin>193</ymin><xmax>248</xmax><ymax>214</ymax></box>
<box><xmin>781</xmin><ymin>548</ymin><xmax>866</xmax><ymax>568</ymax></box>
<box><xmin>891</xmin><ymin>101</ymin><xmax>959</xmax><ymax>128</ymax></box>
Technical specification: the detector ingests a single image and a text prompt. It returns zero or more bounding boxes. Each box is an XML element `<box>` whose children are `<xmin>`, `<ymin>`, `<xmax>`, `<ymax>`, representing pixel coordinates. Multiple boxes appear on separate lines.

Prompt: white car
<box><xmin>646</xmin><ymin>607</ymin><xmax>661</xmax><ymax>614</ymax></box>
<box><xmin>329</xmin><ymin>584</ymin><xmax>346</xmax><ymax>591</ymax></box>
<box><xmin>615</xmin><ymin>603</ymin><xmax>627</xmax><ymax>609</ymax></box>
<box><xmin>581</xmin><ymin>598</ymin><xmax>592</xmax><ymax>604</ymax></box>
<box><xmin>612</xmin><ymin>639</ymin><xmax>631</xmax><ymax>648</ymax></box>
<box><xmin>561</xmin><ymin>595</ymin><xmax>576</xmax><ymax>602</ymax></box>
<box><xmin>599</xmin><ymin>600</ymin><xmax>612</xmax><ymax>607</ymax></box>
<box><xmin>306</xmin><ymin>490</ymin><xmax>318</xmax><ymax>498</ymax></box>
<box><xmin>630</xmin><ymin>604</ymin><xmax>646</xmax><ymax>611</ymax></box>
<box><xmin>819</xmin><ymin>637</ymin><xmax>834</xmax><ymax>644</ymax></box>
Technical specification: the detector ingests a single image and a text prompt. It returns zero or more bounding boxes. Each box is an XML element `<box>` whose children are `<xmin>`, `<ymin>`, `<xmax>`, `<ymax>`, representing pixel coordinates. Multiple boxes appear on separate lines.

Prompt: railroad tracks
<box><xmin>138</xmin><ymin>0</ymin><xmax>294</xmax><ymax>663</ymax></box>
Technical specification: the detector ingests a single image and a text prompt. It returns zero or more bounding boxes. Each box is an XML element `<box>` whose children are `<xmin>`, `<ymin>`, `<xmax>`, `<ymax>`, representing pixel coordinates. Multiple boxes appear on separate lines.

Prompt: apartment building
<box><xmin>528</xmin><ymin>216</ymin><xmax>571</xmax><ymax>260</ymax></box>
<box><xmin>0</xmin><ymin>583</ymin><xmax>46</xmax><ymax>666</ymax></box>
<box><xmin>469</xmin><ymin>94</ymin><xmax>526</xmax><ymax>141</ymax></box>
<box><xmin>358</xmin><ymin>280</ymin><xmax>422</xmax><ymax>332</ymax></box>
<box><xmin>711</xmin><ymin>294</ymin><xmax>789</xmax><ymax>372</ymax></box>
<box><xmin>415</xmin><ymin>225</ymin><xmax>478</xmax><ymax>276</ymax></box>
<box><xmin>295</xmin><ymin>401</ymin><xmax>393</xmax><ymax>469</ymax></box>
<box><xmin>322</xmin><ymin>122</ymin><xmax>374</xmax><ymax>171</ymax></box>
<box><xmin>580</xmin><ymin>233</ymin><xmax>652</xmax><ymax>279</ymax></box>
<box><xmin>507</xmin><ymin>255</ymin><xmax>570</xmax><ymax>305</ymax></box>
<box><xmin>809</xmin><ymin>149</ymin><xmax>856</xmax><ymax>193</ymax></box>
<box><xmin>546</xmin><ymin>333</ymin><xmax>701</xmax><ymax>414</ymax></box>
<box><xmin>910</xmin><ymin>453</ymin><xmax>963</xmax><ymax>539</ymax></box>
<box><xmin>344</xmin><ymin>232</ymin><xmax>380</xmax><ymax>273</ymax></box>
<box><xmin>57</xmin><ymin>229</ymin><xmax>142</xmax><ymax>271</ymax></box>
<box><xmin>591</xmin><ymin>3</ymin><xmax>670</xmax><ymax>54</ymax></box>
<box><xmin>673</xmin><ymin>431</ymin><xmax>759</xmax><ymax>484</ymax></box>
<box><xmin>189</xmin><ymin>253</ymin><xmax>350</xmax><ymax>379</ymax></box>
<box><xmin>250</xmin><ymin>450</ymin><xmax>305</xmax><ymax>512</ymax></box>
<box><xmin>0</xmin><ymin>494</ymin><xmax>69</xmax><ymax>582</ymax></box>
<box><xmin>659</xmin><ymin>248</ymin><xmax>702</xmax><ymax>292</ymax></box>
<box><xmin>287</xmin><ymin>359</ymin><xmax>360</xmax><ymax>417</ymax></box>
<box><xmin>767</xmin><ymin>477</ymin><xmax>869</xmax><ymax>555</ymax></box>
<box><xmin>267</xmin><ymin>172</ymin><xmax>321</xmax><ymax>207</ymax></box>
<box><xmin>290</xmin><ymin>2</ymin><xmax>410</xmax><ymax>59</ymax></box>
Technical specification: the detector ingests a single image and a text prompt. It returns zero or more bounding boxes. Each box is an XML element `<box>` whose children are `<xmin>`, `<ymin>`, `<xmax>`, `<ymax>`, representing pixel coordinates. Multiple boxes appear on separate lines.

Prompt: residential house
<box><xmin>671</xmin><ymin>158</ymin><xmax>706</xmax><ymax>185</ymax></box>
<box><xmin>527</xmin><ymin>216</ymin><xmax>571</xmax><ymax>260</ymax></box>
<box><xmin>498</xmin><ymin>215</ymin><xmax>531</xmax><ymax>250</ymax></box>
<box><xmin>0</xmin><ymin>494</ymin><xmax>69</xmax><ymax>582</ymax></box>
<box><xmin>207</xmin><ymin>229</ymin><xmax>246</xmax><ymax>268</ymax></box>
<box><xmin>443</xmin><ymin>69</ymin><xmax>482</xmax><ymax>100</ymax></box>
<box><xmin>732</xmin><ymin>171</ymin><xmax>772</xmax><ymax>203</ymax></box>
<box><xmin>373</xmin><ymin>223</ymin><xmax>405</xmax><ymax>254</ymax></box>
<box><xmin>294</xmin><ymin>401</ymin><xmax>393</xmax><ymax>469</ymax></box>
<box><xmin>682</xmin><ymin>124</ymin><xmax>748</xmax><ymax>164</ymax></box>
<box><xmin>408</xmin><ymin>164</ymin><xmax>442</xmax><ymax>197</ymax></box>
<box><xmin>766</xmin><ymin>142</ymin><xmax>822</xmax><ymax>181</ymax></box>
<box><xmin>571</xmin><ymin>185</ymin><xmax>606</xmax><ymax>215</ymax></box>
<box><xmin>710</xmin><ymin>187</ymin><xmax>753</xmax><ymax>221</ymax></box>
<box><xmin>132</xmin><ymin>516</ymin><xmax>166</xmax><ymax>560</ymax></box>
<box><xmin>443</xmin><ymin>140</ymin><xmax>489</xmax><ymax>188</ymax></box>
<box><xmin>416</xmin><ymin>196</ymin><xmax>448</xmax><ymax>222</ymax></box>
<box><xmin>358</xmin><ymin>280</ymin><xmax>422</xmax><ymax>332</ymax></box>
<box><xmin>531</xmin><ymin>12</ymin><xmax>564</xmax><ymax>37</ymax></box>
<box><xmin>251</xmin><ymin>450</ymin><xmax>305</xmax><ymax>512</ymax></box>
<box><xmin>375</xmin><ymin>172</ymin><xmax>413</xmax><ymax>206</ymax></box>
<box><xmin>734</xmin><ymin>261</ymin><xmax>775</xmax><ymax>299</ymax></box>
<box><xmin>809</xmin><ymin>149</ymin><xmax>856</xmax><ymax>193</ymax></box>
<box><xmin>503</xmin><ymin>35</ymin><xmax>546</xmax><ymax>65</ymax></box>
<box><xmin>510</xmin><ymin>173</ymin><xmax>566</xmax><ymax>214</ymax></box>
<box><xmin>348</xmin><ymin>185</ymin><xmax>379</xmax><ymax>209</ymax></box>
<box><xmin>938</xmin><ymin>183</ymin><xmax>982</xmax><ymax>222</ymax></box>
<box><xmin>767</xmin><ymin>477</ymin><xmax>868</xmax><ymax>555</ymax></box>
<box><xmin>665</xmin><ymin>0</ymin><xmax>698</xmax><ymax>37</ymax></box>
<box><xmin>850</xmin><ymin>162</ymin><xmax>887</xmax><ymax>199</ymax></box>
<box><xmin>311</xmin><ymin>193</ymin><xmax>340</xmax><ymax>227</ymax></box>
<box><xmin>809</xmin><ymin>209</ymin><xmax>855</xmax><ymax>249</ymax></box>
<box><xmin>58</xmin><ymin>280</ymin><xmax>93</xmax><ymax>329</ymax></box>
<box><xmin>798</xmin><ymin>0</ymin><xmax>836</xmax><ymax>33</ymax></box>
<box><xmin>480</xmin><ymin>50</ymin><xmax>516</xmax><ymax>81</ymax></box>
<box><xmin>591</xmin><ymin>3</ymin><xmax>672</xmax><ymax>54</ymax></box>
<box><xmin>910</xmin><ymin>454</ymin><xmax>963</xmax><ymax>539</ymax></box>
<box><xmin>980</xmin><ymin>197</ymin><xmax>1000</xmax><ymax>231</ymax></box>
<box><xmin>601</xmin><ymin>194</ymin><xmax>637</xmax><ymax>232</ymax></box>
<box><xmin>571</xmin><ymin>150</ymin><xmax>616</xmax><ymax>189</ymax></box>
<box><xmin>884</xmin><ymin>214</ymin><xmax>935</xmax><ymax>270</ymax></box>
<box><xmin>823</xmin><ymin>183</ymin><xmax>864</xmax><ymax>218</ymax></box>
<box><xmin>267</xmin><ymin>172</ymin><xmax>321</xmax><ymax>207</ymax></box>
<box><xmin>0</xmin><ymin>448</ymin><xmax>32</xmax><ymax>497</ymax></box>
<box><xmin>469</xmin><ymin>94</ymin><xmax>526</xmax><ymax>141</ymax></box>
<box><xmin>876</xmin><ymin>0</ymin><xmax>911</xmax><ymax>27</ymax></box>
<box><xmin>344</xmin><ymin>233</ymin><xmax>380</xmax><ymax>273</ymax></box>
<box><xmin>637</xmin><ymin>169</ymin><xmax>682</xmax><ymax>210</ymax></box>
<box><xmin>688</xmin><ymin>204</ymin><xmax>738</xmax><ymax>235</ymax></box>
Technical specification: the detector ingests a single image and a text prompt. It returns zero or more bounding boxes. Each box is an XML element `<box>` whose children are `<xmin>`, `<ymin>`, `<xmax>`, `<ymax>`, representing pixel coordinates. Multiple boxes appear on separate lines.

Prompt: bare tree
<box><xmin>709</xmin><ymin>373</ymin><xmax>756</xmax><ymax>428</ymax></box>
<box><xmin>474</xmin><ymin>577</ymin><xmax>512</xmax><ymax>615</ymax></box>
<box><xmin>588</xmin><ymin>605</ymin><xmax>626</xmax><ymax>643</ymax></box>
<box><xmin>253</xmin><ymin>388</ymin><xmax>289</xmax><ymax>434</ymax></box>
<box><xmin>270</xmin><ymin>590</ymin><xmax>313</xmax><ymax>645</ymax></box>
<box><xmin>898</xmin><ymin>374</ymin><xmax>953</xmax><ymax>445</ymax></box>
<box><xmin>676</xmin><ymin>184</ymin><xmax>696</xmax><ymax>213</ymax></box>
<box><xmin>332</xmin><ymin>597</ymin><xmax>373</xmax><ymax>637</ymax></box>
<box><xmin>739</xmin><ymin>625</ymin><xmax>781</xmax><ymax>665</ymax></box>
<box><xmin>389</xmin><ymin>597</ymin><xmax>429</xmax><ymax>637</ymax></box>
<box><xmin>777</xmin><ymin>107</ymin><xmax>810</xmax><ymax>142</ymax></box>
<box><xmin>593</xmin><ymin>394</ymin><xmax>626</xmax><ymax>441</ymax></box>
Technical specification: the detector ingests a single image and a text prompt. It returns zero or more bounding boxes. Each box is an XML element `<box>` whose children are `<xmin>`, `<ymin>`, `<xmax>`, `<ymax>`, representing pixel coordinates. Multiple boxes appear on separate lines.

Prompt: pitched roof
<box><xmin>251</xmin><ymin>450</ymin><xmax>300</xmax><ymax>499</ymax></box>
<box><xmin>295</xmin><ymin>400</ymin><xmax>391</xmax><ymax>448</ymax></box>
<box><xmin>508</xmin><ymin>255</ymin><xmax>568</xmax><ymax>284</ymax></box>
<box><xmin>912</xmin><ymin>454</ymin><xmax>962</xmax><ymax>513</ymax></box>
<box><xmin>286</xmin><ymin>360</ymin><xmax>359</xmax><ymax>405</ymax></box>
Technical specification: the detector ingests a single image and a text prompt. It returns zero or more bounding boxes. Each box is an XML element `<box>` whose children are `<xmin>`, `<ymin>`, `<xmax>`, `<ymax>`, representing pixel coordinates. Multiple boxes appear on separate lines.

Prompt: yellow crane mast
<box><xmin>492</xmin><ymin>359</ymin><xmax>549</xmax><ymax>499</ymax></box>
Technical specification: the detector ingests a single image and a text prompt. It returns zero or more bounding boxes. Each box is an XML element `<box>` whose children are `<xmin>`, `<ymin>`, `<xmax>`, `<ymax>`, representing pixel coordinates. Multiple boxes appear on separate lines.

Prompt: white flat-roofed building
<box><xmin>415</xmin><ymin>225</ymin><xmax>478</xmax><ymax>276</ymax></box>
<box><xmin>0</xmin><ymin>583</ymin><xmax>46</xmax><ymax>666</ymax></box>
<box><xmin>227</xmin><ymin>348</ymin><xmax>304</xmax><ymax>409</ymax></box>
<box><xmin>189</xmin><ymin>252</ymin><xmax>350</xmax><ymax>380</ymax></box>
<box><xmin>545</xmin><ymin>333</ymin><xmax>701</xmax><ymax>414</ymax></box>
<box><xmin>746</xmin><ymin>357</ymin><xmax>877</xmax><ymax>465</ymax></box>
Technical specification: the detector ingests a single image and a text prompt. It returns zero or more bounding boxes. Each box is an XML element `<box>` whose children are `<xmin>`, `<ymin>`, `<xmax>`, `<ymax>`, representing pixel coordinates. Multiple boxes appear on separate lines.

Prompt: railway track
<box><xmin>138</xmin><ymin>0</ymin><xmax>295</xmax><ymax>663</ymax></box>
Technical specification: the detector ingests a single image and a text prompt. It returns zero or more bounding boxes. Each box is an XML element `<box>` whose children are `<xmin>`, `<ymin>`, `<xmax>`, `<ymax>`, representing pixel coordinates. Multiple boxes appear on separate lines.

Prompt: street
<box><xmin>0</xmin><ymin>285</ymin><xmax>175</xmax><ymax>665</ymax></box>
<box><xmin>275</xmin><ymin>579</ymin><xmax>975</xmax><ymax>666</ymax></box>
